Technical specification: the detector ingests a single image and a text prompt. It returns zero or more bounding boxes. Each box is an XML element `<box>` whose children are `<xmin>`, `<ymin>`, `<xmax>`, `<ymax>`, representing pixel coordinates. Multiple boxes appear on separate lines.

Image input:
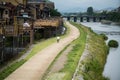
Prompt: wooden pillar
<box><xmin>30</xmin><ymin>30</ymin><xmax>33</xmax><ymax>45</ymax></box>
<box><xmin>14</xmin><ymin>16</ymin><xmax>18</xmax><ymax>36</ymax></box>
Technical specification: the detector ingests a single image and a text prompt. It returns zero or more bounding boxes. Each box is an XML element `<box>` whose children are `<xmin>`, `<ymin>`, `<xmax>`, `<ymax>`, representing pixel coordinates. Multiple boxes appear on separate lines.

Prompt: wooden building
<box><xmin>0</xmin><ymin>0</ymin><xmax>63</xmax><ymax>63</ymax></box>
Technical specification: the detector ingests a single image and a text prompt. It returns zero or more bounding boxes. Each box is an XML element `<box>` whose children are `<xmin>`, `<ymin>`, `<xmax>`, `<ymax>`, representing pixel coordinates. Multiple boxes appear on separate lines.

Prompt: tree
<box><xmin>87</xmin><ymin>7</ymin><xmax>94</xmax><ymax>15</ymax></box>
<box><xmin>108</xmin><ymin>40</ymin><xmax>119</xmax><ymax>48</ymax></box>
<box><xmin>50</xmin><ymin>9</ymin><xmax>61</xmax><ymax>17</ymax></box>
<box><xmin>106</xmin><ymin>12</ymin><xmax>120</xmax><ymax>22</ymax></box>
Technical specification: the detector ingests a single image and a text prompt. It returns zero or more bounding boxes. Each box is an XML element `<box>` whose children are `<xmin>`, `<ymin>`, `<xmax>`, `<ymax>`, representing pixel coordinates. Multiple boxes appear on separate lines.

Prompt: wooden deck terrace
<box><xmin>34</xmin><ymin>18</ymin><xmax>62</xmax><ymax>28</ymax></box>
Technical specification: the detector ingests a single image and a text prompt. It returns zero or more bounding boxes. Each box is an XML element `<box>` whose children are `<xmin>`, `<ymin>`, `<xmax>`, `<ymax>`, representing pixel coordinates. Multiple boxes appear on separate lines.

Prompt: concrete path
<box><xmin>5</xmin><ymin>21</ymin><xmax>80</xmax><ymax>80</ymax></box>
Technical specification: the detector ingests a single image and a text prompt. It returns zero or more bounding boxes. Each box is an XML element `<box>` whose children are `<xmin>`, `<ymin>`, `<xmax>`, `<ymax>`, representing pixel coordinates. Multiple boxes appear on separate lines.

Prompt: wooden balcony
<box><xmin>34</xmin><ymin>18</ymin><xmax>60</xmax><ymax>28</ymax></box>
<box><xmin>4</xmin><ymin>25</ymin><xmax>32</xmax><ymax>36</ymax></box>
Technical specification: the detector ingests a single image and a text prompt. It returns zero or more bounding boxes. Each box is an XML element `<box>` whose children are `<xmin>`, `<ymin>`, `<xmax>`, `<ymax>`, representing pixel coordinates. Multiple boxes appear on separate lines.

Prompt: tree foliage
<box><xmin>87</xmin><ymin>7</ymin><xmax>94</xmax><ymax>15</ymax></box>
<box><xmin>108</xmin><ymin>40</ymin><xmax>119</xmax><ymax>48</ymax></box>
<box><xmin>106</xmin><ymin>12</ymin><xmax>120</xmax><ymax>22</ymax></box>
<box><xmin>50</xmin><ymin>9</ymin><xmax>61</xmax><ymax>17</ymax></box>
<box><xmin>100</xmin><ymin>34</ymin><xmax>108</xmax><ymax>40</ymax></box>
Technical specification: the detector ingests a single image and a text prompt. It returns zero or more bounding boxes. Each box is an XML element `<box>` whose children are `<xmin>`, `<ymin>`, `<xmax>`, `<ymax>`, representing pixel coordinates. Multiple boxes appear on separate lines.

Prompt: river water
<box><xmin>80</xmin><ymin>22</ymin><xmax>120</xmax><ymax>80</ymax></box>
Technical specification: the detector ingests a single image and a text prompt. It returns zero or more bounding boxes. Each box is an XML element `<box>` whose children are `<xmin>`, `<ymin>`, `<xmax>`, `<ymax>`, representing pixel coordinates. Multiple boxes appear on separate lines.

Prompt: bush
<box><xmin>34</xmin><ymin>33</ymin><xmax>42</xmax><ymax>40</ymax></box>
<box><xmin>100</xmin><ymin>34</ymin><xmax>108</xmax><ymax>40</ymax></box>
<box><xmin>108</xmin><ymin>40</ymin><xmax>119</xmax><ymax>48</ymax></box>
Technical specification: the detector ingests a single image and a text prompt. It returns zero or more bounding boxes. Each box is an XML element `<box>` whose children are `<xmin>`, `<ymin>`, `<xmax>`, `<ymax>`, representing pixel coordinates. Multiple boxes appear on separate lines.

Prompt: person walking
<box><xmin>23</xmin><ymin>21</ymin><xmax>30</xmax><ymax>27</ymax></box>
<box><xmin>57</xmin><ymin>36</ymin><xmax>60</xmax><ymax>43</ymax></box>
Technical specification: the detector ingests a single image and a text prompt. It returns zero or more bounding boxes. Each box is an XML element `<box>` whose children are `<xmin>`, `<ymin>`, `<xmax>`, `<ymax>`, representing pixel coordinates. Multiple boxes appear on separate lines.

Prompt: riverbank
<box><xmin>101</xmin><ymin>20</ymin><xmax>112</xmax><ymax>24</ymax></box>
<box><xmin>101</xmin><ymin>20</ymin><xmax>120</xmax><ymax>26</ymax></box>
<box><xmin>72</xmin><ymin>23</ymin><xmax>109</xmax><ymax>80</ymax></box>
<box><xmin>80</xmin><ymin>22</ymin><xmax>120</xmax><ymax>80</ymax></box>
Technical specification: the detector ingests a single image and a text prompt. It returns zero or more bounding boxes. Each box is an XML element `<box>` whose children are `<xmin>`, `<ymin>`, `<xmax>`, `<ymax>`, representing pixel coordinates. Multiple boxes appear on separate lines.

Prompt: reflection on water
<box><xmin>80</xmin><ymin>22</ymin><xmax>120</xmax><ymax>80</ymax></box>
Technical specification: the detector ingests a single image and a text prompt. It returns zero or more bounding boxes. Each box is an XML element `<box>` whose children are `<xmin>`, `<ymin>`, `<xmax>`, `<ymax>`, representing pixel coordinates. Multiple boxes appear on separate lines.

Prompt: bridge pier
<box><xmin>74</xmin><ymin>17</ymin><xmax>77</xmax><ymax>22</ymax></box>
<box><xmin>93</xmin><ymin>17</ymin><xmax>96</xmax><ymax>22</ymax></box>
<box><xmin>67</xmin><ymin>17</ymin><xmax>70</xmax><ymax>21</ymax></box>
<box><xmin>99</xmin><ymin>17</ymin><xmax>102</xmax><ymax>21</ymax></box>
<box><xmin>80</xmin><ymin>17</ymin><xmax>83</xmax><ymax>22</ymax></box>
<box><xmin>87</xmin><ymin>17</ymin><xmax>90</xmax><ymax>22</ymax></box>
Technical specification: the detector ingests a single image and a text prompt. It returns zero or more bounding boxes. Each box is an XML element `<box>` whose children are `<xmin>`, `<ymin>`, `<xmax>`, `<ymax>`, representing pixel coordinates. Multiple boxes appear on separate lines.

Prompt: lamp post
<box><xmin>1</xmin><ymin>20</ymin><xmax>5</xmax><ymax>63</ymax></box>
<box><xmin>1</xmin><ymin>35</ymin><xmax>5</xmax><ymax>63</ymax></box>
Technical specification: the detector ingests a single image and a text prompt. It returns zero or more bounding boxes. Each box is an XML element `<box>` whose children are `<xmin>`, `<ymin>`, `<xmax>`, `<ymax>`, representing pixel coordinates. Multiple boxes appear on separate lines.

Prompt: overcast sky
<box><xmin>50</xmin><ymin>0</ymin><xmax>120</xmax><ymax>12</ymax></box>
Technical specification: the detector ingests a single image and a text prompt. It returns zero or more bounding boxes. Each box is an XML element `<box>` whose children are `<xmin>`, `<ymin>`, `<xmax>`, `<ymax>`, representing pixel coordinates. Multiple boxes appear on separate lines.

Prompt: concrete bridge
<box><xmin>63</xmin><ymin>15</ymin><xmax>106</xmax><ymax>22</ymax></box>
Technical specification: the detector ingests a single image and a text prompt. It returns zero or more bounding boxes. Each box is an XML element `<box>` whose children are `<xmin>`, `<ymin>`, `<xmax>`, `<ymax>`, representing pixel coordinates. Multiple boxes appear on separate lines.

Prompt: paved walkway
<box><xmin>5</xmin><ymin>21</ymin><xmax>80</xmax><ymax>80</ymax></box>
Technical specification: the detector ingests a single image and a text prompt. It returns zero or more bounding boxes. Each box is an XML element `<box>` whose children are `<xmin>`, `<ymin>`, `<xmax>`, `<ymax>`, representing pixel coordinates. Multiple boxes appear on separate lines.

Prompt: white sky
<box><xmin>50</xmin><ymin>0</ymin><xmax>120</xmax><ymax>12</ymax></box>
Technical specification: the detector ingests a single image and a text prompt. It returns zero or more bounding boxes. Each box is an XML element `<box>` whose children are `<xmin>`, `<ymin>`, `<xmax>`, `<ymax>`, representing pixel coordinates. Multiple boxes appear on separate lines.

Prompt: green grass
<box><xmin>0</xmin><ymin>60</ymin><xmax>26</xmax><ymax>79</ymax></box>
<box><xmin>0</xmin><ymin>22</ymin><xmax>70</xmax><ymax>80</ymax></box>
<box><xmin>61</xmin><ymin>22</ymin><xmax>87</xmax><ymax>80</ymax></box>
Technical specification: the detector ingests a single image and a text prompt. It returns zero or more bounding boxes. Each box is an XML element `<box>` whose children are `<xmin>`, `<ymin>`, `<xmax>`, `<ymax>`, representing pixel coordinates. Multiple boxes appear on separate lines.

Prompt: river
<box><xmin>80</xmin><ymin>22</ymin><xmax>120</xmax><ymax>80</ymax></box>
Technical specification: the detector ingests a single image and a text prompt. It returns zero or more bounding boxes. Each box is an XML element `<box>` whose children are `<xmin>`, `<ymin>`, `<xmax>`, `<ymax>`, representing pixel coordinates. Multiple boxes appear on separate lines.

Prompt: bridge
<box><xmin>63</xmin><ymin>15</ymin><xmax>107</xmax><ymax>22</ymax></box>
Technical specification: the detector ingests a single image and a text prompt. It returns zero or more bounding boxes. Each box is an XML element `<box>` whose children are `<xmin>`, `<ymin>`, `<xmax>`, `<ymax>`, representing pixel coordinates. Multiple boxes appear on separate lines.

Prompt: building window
<box><xmin>5</xmin><ymin>11</ymin><xmax>8</xmax><ymax>14</ymax></box>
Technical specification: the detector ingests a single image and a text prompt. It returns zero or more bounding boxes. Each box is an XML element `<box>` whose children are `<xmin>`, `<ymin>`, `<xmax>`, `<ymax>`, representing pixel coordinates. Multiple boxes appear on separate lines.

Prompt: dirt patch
<box><xmin>49</xmin><ymin>44</ymin><xmax>74</xmax><ymax>73</ymax></box>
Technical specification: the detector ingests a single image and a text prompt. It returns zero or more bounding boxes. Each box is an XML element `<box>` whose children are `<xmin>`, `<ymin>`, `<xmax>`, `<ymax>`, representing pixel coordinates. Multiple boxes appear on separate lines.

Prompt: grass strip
<box><xmin>61</xmin><ymin>22</ymin><xmax>87</xmax><ymax>80</ymax></box>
